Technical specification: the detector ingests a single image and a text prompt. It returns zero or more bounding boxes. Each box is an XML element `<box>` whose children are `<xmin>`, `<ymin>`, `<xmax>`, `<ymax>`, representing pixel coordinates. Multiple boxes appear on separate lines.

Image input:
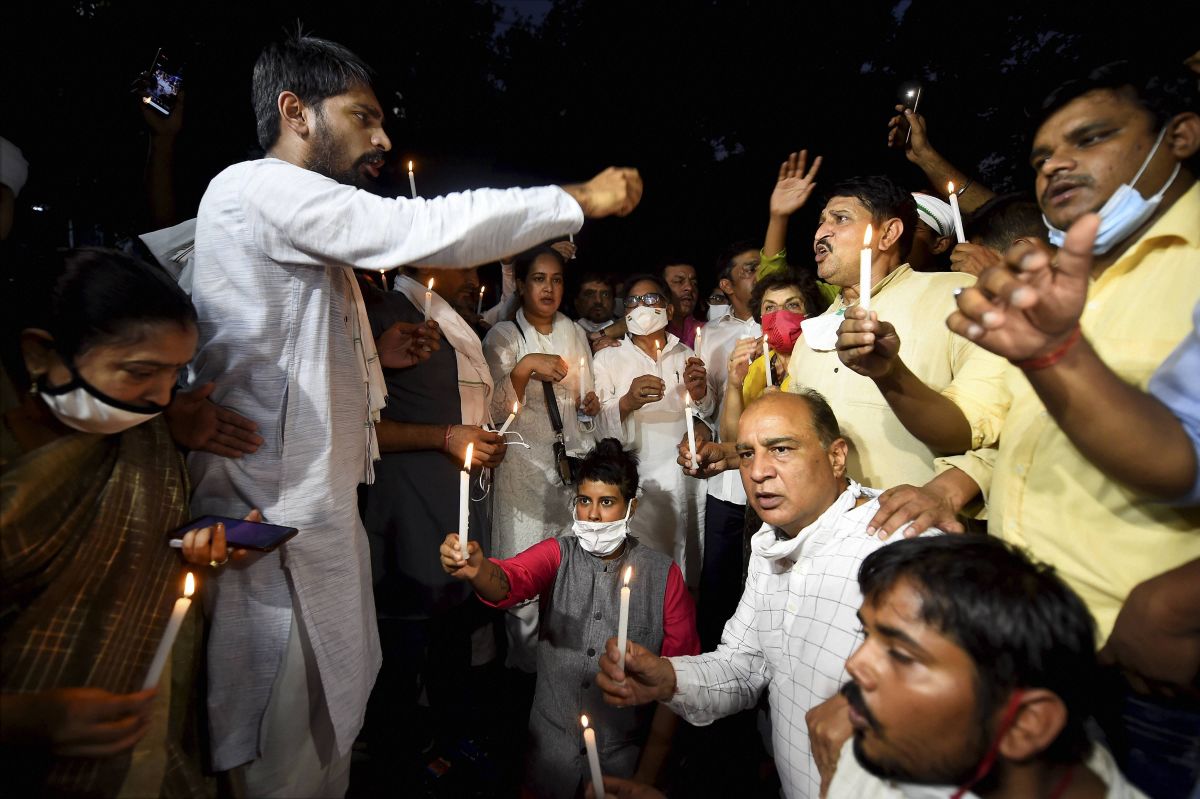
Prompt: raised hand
<box><xmin>622</xmin><ymin>375</ymin><xmax>666</xmax><ymax>412</ymax></box>
<box><xmin>836</xmin><ymin>307</ymin><xmax>901</xmax><ymax>380</ymax></box>
<box><xmin>769</xmin><ymin>150</ymin><xmax>823</xmax><ymax>218</ymax></box>
<box><xmin>886</xmin><ymin>105</ymin><xmax>933</xmax><ymax>163</ymax></box>
<box><xmin>562</xmin><ymin>167</ymin><xmax>644</xmax><ymax>218</ymax></box>
<box><xmin>726</xmin><ymin>337</ymin><xmax>761</xmax><ymax>388</ymax></box>
<box><xmin>683</xmin><ymin>356</ymin><xmax>708</xmax><ymax>401</ymax></box>
<box><xmin>947</xmin><ymin>214</ymin><xmax>1096</xmax><ymax>362</ymax></box>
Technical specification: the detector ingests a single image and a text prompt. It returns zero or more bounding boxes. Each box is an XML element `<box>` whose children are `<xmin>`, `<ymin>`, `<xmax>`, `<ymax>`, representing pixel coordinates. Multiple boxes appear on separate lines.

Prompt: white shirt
<box><xmin>592</xmin><ymin>334</ymin><xmax>716</xmax><ymax>583</ymax></box>
<box><xmin>666</xmin><ymin>482</ymin><xmax>932</xmax><ymax>799</ymax></box>
<box><xmin>576</xmin><ymin>317</ymin><xmax>616</xmax><ymax>334</ymax></box>
<box><xmin>827</xmin><ymin>737</ymin><xmax>1148</xmax><ymax>799</ymax></box>
<box><xmin>187</xmin><ymin>157</ymin><xmax>582</xmax><ymax>769</ymax></box>
<box><xmin>695</xmin><ymin>311</ymin><xmax>761</xmax><ymax>505</ymax></box>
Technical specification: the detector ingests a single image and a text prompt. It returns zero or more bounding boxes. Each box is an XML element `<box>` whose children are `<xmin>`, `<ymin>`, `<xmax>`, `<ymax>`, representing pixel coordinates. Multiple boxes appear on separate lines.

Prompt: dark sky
<box><xmin>2</xmin><ymin>0</ymin><xmax>1196</xmax><ymax>289</ymax></box>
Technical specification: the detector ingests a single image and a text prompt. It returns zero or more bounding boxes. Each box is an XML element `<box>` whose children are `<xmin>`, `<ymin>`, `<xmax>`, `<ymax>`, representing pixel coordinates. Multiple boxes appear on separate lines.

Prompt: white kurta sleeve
<box><xmin>482</xmin><ymin>323</ymin><xmax>525</xmax><ymax>421</ymax></box>
<box><xmin>665</xmin><ymin>559</ymin><xmax>770</xmax><ymax>724</ymax></box>
<box><xmin>592</xmin><ymin>348</ymin><xmax>633</xmax><ymax>444</ymax></box>
<box><xmin>242</xmin><ymin>161</ymin><xmax>583</xmax><ymax>271</ymax></box>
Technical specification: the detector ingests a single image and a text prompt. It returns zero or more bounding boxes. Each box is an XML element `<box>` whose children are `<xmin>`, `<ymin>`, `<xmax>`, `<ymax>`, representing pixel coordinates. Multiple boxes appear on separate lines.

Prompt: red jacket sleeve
<box><xmin>660</xmin><ymin>562</ymin><xmax>701</xmax><ymax>656</ymax></box>
<box><xmin>479</xmin><ymin>538</ymin><xmax>561</xmax><ymax>609</ymax></box>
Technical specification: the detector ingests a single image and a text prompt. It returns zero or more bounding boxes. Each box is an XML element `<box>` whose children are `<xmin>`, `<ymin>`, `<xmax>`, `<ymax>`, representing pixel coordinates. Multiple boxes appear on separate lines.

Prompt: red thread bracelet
<box><xmin>1014</xmin><ymin>326</ymin><xmax>1082</xmax><ymax>371</ymax></box>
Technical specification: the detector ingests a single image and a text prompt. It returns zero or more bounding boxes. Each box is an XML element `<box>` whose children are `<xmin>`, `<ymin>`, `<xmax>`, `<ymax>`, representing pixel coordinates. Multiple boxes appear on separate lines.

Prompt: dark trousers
<box><xmin>698</xmin><ymin>494</ymin><xmax>748</xmax><ymax>651</ymax></box>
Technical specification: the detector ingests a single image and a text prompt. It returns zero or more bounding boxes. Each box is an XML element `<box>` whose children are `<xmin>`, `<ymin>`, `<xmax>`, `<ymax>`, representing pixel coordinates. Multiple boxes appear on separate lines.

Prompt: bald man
<box><xmin>599</xmin><ymin>390</ymin><xmax>936</xmax><ymax>799</ymax></box>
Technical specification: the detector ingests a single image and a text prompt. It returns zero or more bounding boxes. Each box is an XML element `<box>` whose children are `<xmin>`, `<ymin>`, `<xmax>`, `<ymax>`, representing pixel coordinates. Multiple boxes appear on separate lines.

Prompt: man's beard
<box><xmin>842</xmin><ymin>681</ymin><xmax>991</xmax><ymax>788</ymax></box>
<box><xmin>306</xmin><ymin>125</ymin><xmax>381</xmax><ymax>189</ymax></box>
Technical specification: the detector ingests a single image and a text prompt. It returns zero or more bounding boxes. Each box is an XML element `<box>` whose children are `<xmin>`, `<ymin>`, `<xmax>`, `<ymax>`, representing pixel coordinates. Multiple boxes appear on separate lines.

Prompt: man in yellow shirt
<box><xmin>835</xmin><ymin>61</ymin><xmax>1200</xmax><ymax>796</ymax></box>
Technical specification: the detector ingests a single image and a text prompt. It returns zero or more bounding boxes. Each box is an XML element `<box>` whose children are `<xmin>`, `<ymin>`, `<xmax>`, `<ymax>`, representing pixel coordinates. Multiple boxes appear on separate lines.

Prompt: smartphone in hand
<box><xmin>141</xmin><ymin>48</ymin><xmax>184</xmax><ymax>116</ymax></box>
<box><xmin>171</xmin><ymin>515</ymin><xmax>298</xmax><ymax>552</ymax></box>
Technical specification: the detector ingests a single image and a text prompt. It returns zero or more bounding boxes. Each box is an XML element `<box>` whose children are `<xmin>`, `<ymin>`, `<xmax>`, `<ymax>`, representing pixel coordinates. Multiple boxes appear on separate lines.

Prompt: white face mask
<box><xmin>706</xmin><ymin>303</ymin><xmax>730</xmax><ymax>322</ymax></box>
<box><xmin>1043</xmin><ymin>125</ymin><xmax>1181</xmax><ymax>255</ymax></box>
<box><xmin>39</xmin><ymin>367</ymin><xmax>167</xmax><ymax>435</ymax></box>
<box><xmin>625</xmin><ymin>305</ymin><xmax>668</xmax><ymax>336</ymax></box>
<box><xmin>572</xmin><ymin>499</ymin><xmax>633</xmax><ymax>556</ymax></box>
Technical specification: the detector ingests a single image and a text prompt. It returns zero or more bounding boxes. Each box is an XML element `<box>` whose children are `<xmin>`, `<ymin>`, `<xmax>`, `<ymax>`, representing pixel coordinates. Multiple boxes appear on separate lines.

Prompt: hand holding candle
<box><xmin>947</xmin><ymin>182</ymin><xmax>966</xmax><ymax>243</ymax></box>
<box><xmin>458</xmin><ymin>442</ymin><xmax>474</xmax><ymax>562</ymax></box>
<box><xmin>859</xmin><ymin>224</ymin><xmax>874</xmax><ymax>312</ymax></box>
<box><xmin>143</xmin><ymin>572</ymin><xmax>195</xmax><ymax>690</ymax></box>
<box><xmin>581</xmin><ymin>715</ymin><xmax>605</xmax><ymax>799</ymax></box>
<box><xmin>684</xmin><ymin>395</ymin><xmax>698</xmax><ymax>470</ymax></box>
<box><xmin>616</xmin><ymin>565</ymin><xmax>632</xmax><ymax>674</ymax></box>
<box><xmin>424</xmin><ymin>278</ymin><xmax>435</xmax><ymax>322</ymax></box>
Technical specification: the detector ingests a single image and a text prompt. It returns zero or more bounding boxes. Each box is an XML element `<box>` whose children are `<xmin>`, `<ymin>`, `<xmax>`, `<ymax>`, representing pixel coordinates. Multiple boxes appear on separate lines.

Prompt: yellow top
<box><xmin>949</xmin><ymin>183</ymin><xmax>1200</xmax><ymax>641</ymax></box>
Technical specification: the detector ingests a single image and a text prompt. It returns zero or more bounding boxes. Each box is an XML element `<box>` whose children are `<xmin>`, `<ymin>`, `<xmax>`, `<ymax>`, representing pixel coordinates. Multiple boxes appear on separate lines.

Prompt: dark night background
<box><xmin>2</xmin><ymin>0</ymin><xmax>1197</xmax><ymax>287</ymax></box>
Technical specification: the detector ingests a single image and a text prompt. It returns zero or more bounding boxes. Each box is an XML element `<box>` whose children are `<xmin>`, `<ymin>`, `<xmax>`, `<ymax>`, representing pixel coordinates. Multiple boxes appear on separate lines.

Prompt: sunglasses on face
<box><xmin>624</xmin><ymin>293</ymin><xmax>667</xmax><ymax>308</ymax></box>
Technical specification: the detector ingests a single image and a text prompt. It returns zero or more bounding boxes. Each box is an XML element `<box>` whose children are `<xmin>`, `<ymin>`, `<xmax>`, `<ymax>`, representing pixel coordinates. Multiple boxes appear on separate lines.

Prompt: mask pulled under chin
<box><xmin>1043</xmin><ymin>125</ymin><xmax>1181</xmax><ymax>255</ymax></box>
<box><xmin>625</xmin><ymin>306</ymin><xmax>668</xmax><ymax>336</ymax></box>
<box><xmin>572</xmin><ymin>501</ymin><xmax>633</xmax><ymax>556</ymax></box>
<box><xmin>39</xmin><ymin>367</ymin><xmax>167</xmax><ymax>435</ymax></box>
<box><xmin>761</xmin><ymin>309</ymin><xmax>807</xmax><ymax>354</ymax></box>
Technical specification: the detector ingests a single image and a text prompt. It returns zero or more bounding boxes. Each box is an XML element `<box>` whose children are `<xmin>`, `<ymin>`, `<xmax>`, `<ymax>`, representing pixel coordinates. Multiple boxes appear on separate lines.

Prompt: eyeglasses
<box><xmin>623</xmin><ymin>293</ymin><xmax>666</xmax><ymax>309</ymax></box>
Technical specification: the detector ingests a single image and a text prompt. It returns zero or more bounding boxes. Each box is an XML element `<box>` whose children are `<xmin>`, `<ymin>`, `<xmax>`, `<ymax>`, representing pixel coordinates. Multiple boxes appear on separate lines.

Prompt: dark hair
<box><xmin>748</xmin><ymin>269</ymin><xmax>826</xmax><ymax>324</ymax></box>
<box><xmin>858</xmin><ymin>536</ymin><xmax>1096</xmax><ymax>765</ymax></box>
<box><xmin>715</xmin><ymin>240</ymin><xmax>759</xmax><ymax>286</ymax></box>
<box><xmin>514</xmin><ymin>245</ymin><xmax>567</xmax><ymax>283</ymax></box>
<box><xmin>746</xmin><ymin>387</ymin><xmax>841</xmax><ymax>448</ymax></box>
<box><xmin>3</xmin><ymin>248</ymin><xmax>197</xmax><ymax>385</ymax></box>
<box><xmin>252</xmin><ymin>34</ymin><xmax>374</xmax><ymax>152</ymax></box>
<box><xmin>966</xmin><ymin>193</ymin><xmax>1047</xmax><ymax>252</ymax></box>
<box><xmin>823</xmin><ymin>176</ymin><xmax>918</xmax><ymax>260</ymax></box>
<box><xmin>575</xmin><ymin>271</ymin><xmax>615</xmax><ymax>294</ymax></box>
<box><xmin>576</xmin><ymin>438</ymin><xmax>640</xmax><ymax>500</ymax></box>
<box><xmin>621</xmin><ymin>273</ymin><xmax>671</xmax><ymax>305</ymax></box>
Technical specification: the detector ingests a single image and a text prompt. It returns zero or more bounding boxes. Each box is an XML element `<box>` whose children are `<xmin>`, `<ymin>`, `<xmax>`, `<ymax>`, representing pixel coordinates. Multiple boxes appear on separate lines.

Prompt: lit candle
<box><xmin>458</xmin><ymin>442</ymin><xmax>473</xmax><ymax>562</ymax></box>
<box><xmin>497</xmin><ymin>401</ymin><xmax>519</xmax><ymax>435</ymax></box>
<box><xmin>143</xmin><ymin>572</ymin><xmax>195</xmax><ymax>690</ymax></box>
<box><xmin>905</xmin><ymin>87</ymin><xmax>921</xmax><ymax>144</ymax></box>
<box><xmin>693</xmin><ymin>327</ymin><xmax>703</xmax><ymax>361</ymax></box>
<box><xmin>654</xmin><ymin>340</ymin><xmax>662</xmax><ymax>379</ymax></box>
<box><xmin>424</xmin><ymin>278</ymin><xmax>434</xmax><ymax>322</ymax></box>
<box><xmin>617</xmin><ymin>566</ymin><xmax>632</xmax><ymax>674</ymax></box>
<box><xmin>763</xmin><ymin>338</ymin><xmax>773</xmax><ymax>388</ymax></box>
<box><xmin>408</xmin><ymin>160</ymin><xmax>417</xmax><ymax>199</ymax></box>
<box><xmin>581</xmin><ymin>715</ymin><xmax>605</xmax><ymax>799</ymax></box>
<box><xmin>947</xmin><ymin>181</ymin><xmax>966</xmax><ymax>243</ymax></box>
<box><xmin>476</xmin><ymin>285</ymin><xmax>485</xmax><ymax>315</ymax></box>
<box><xmin>579</xmin><ymin>356</ymin><xmax>588</xmax><ymax>408</ymax></box>
<box><xmin>860</xmin><ymin>224</ymin><xmax>874</xmax><ymax>312</ymax></box>
<box><xmin>684</xmin><ymin>394</ymin><xmax>698</xmax><ymax>471</ymax></box>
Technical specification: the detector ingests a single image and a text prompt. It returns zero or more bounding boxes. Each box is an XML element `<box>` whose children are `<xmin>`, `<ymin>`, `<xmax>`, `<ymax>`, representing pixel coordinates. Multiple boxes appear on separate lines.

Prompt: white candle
<box><xmin>476</xmin><ymin>285</ymin><xmax>485</xmax><ymax>315</ymax></box>
<box><xmin>497</xmin><ymin>401</ymin><xmax>519</xmax><ymax>435</ymax></box>
<box><xmin>654</xmin><ymin>340</ymin><xmax>662</xmax><ymax>379</ymax></box>
<box><xmin>616</xmin><ymin>565</ymin><xmax>632</xmax><ymax>674</ymax></box>
<box><xmin>143</xmin><ymin>572</ymin><xmax>195</xmax><ymax>690</ymax></box>
<box><xmin>905</xmin><ymin>87</ymin><xmax>921</xmax><ymax>144</ymax></box>
<box><xmin>579</xmin><ymin>356</ymin><xmax>588</xmax><ymax>408</ymax></box>
<box><xmin>423</xmin><ymin>278</ymin><xmax>434</xmax><ymax>322</ymax></box>
<box><xmin>581</xmin><ymin>715</ymin><xmax>605</xmax><ymax>799</ymax></box>
<box><xmin>459</xmin><ymin>442</ymin><xmax>473</xmax><ymax>562</ymax></box>
<box><xmin>860</xmin><ymin>223</ymin><xmax>874</xmax><ymax>312</ymax></box>
<box><xmin>693</xmin><ymin>327</ymin><xmax>703</xmax><ymax>361</ymax></box>
<box><xmin>763</xmin><ymin>338</ymin><xmax>773</xmax><ymax>388</ymax></box>
<box><xmin>408</xmin><ymin>160</ymin><xmax>417</xmax><ymax>199</ymax></box>
<box><xmin>947</xmin><ymin>181</ymin><xmax>966</xmax><ymax>243</ymax></box>
<box><xmin>684</xmin><ymin>394</ymin><xmax>698</xmax><ymax>470</ymax></box>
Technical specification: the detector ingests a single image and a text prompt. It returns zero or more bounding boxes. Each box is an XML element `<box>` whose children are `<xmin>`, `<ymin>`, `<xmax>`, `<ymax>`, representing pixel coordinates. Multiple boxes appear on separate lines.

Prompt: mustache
<box><xmin>840</xmin><ymin>681</ymin><xmax>881</xmax><ymax>733</ymax></box>
<box><xmin>815</xmin><ymin>236</ymin><xmax>834</xmax><ymax>252</ymax></box>
<box><xmin>355</xmin><ymin>152</ymin><xmax>386</xmax><ymax>169</ymax></box>
<box><xmin>1041</xmin><ymin>174</ymin><xmax>1092</xmax><ymax>200</ymax></box>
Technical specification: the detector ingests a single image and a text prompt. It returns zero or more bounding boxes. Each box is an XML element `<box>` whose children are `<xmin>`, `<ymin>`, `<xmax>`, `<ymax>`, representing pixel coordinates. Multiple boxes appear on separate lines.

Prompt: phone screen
<box><xmin>143</xmin><ymin>48</ymin><xmax>184</xmax><ymax>116</ymax></box>
<box><xmin>172</xmin><ymin>515</ymin><xmax>298</xmax><ymax>552</ymax></box>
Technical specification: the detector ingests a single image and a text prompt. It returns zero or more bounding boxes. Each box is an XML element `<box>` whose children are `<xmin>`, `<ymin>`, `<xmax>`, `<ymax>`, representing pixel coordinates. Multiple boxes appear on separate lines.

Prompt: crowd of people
<box><xmin>1</xmin><ymin>31</ymin><xmax>1197</xmax><ymax>799</ymax></box>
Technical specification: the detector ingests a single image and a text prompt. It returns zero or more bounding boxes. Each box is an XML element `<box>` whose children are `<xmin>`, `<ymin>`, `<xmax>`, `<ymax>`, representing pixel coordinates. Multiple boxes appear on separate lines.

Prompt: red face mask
<box><xmin>761</xmin><ymin>309</ymin><xmax>806</xmax><ymax>354</ymax></box>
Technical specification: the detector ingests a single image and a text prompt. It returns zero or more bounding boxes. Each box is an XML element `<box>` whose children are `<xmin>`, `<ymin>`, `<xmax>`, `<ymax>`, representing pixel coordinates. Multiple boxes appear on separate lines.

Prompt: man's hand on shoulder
<box><xmin>563</xmin><ymin>168</ymin><xmax>644</xmax><ymax>218</ymax></box>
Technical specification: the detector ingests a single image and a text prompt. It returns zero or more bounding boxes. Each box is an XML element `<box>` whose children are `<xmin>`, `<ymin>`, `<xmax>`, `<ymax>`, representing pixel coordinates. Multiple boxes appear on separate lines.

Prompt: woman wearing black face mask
<box><xmin>0</xmin><ymin>249</ymin><xmax>235</xmax><ymax>796</ymax></box>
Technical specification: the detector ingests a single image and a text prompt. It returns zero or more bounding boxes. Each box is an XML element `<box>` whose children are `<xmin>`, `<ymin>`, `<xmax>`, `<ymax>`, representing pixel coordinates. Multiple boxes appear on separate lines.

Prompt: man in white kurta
<box><xmin>597</xmin><ymin>391</ymin><xmax>933</xmax><ymax>799</ymax></box>
<box><xmin>186</xmin><ymin>34</ymin><xmax>641</xmax><ymax>797</ymax></box>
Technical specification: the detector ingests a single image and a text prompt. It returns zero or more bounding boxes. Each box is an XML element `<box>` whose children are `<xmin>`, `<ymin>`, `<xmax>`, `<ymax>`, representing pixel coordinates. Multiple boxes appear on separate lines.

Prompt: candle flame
<box><xmin>947</xmin><ymin>181</ymin><xmax>955</xmax><ymax>194</ymax></box>
<box><xmin>408</xmin><ymin>160</ymin><xmax>414</xmax><ymax>172</ymax></box>
<box><xmin>427</xmin><ymin>278</ymin><xmax>435</xmax><ymax>291</ymax></box>
<box><xmin>184</xmin><ymin>572</ymin><xmax>195</xmax><ymax>597</ymax></box>
<box><xmin>464</xmin><ymin>442</ymin><xmax>474</xmax><ymax>471</ymax></box>
<box><xmin>863</xmin><ymin>224</ymin><xmax>873</xmax><ymax>247</ymax></box>
<box><xmin>580</xmin><ymin>714</ymin><xmax>590</xmax><ymax>728</ymax></box>
<box><xmin>479</xmin><ymin>286</ymin><xmax>485</xmax><ymax>296</ymax></box>
<box><xmin>623</xmin><ymin>565</ymin><xmax>632</xmax><ymax>586</ymax></box>
<box><xmin>907</xmin><ymin>89</ymin><xmax>915</xmax><ymax>97</ymax></box>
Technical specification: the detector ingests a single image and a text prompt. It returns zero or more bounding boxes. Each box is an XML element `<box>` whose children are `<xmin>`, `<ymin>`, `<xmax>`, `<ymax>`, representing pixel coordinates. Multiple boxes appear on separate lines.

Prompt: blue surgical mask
<box><xmin>1044</xmin><ymin>126</ymin><xmax>1181</xmax><ymax>255</ymax></box>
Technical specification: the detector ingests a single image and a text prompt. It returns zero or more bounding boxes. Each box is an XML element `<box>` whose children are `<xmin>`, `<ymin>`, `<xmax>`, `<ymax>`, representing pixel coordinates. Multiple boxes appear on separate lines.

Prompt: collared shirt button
<box><xmin>587</xmin><ymin>647</ymin><xmax>596</xmax><ymax>657</ymax></box>
<box><xmin>594</xmin><ymin>612</ymin><xmax>602</xmax><ymax>620</ymax></box>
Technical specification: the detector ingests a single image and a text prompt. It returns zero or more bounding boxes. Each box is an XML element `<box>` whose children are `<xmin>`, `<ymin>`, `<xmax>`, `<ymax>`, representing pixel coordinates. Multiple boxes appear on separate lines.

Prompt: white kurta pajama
<box><xmin>591</xmin><ymin>334</ymin><xmax>714</xmax><ymax>584</ymax></box>
<box><xmin>187</xmin><ymin>158</ymin><xmax>583</xmax><ymax>783</ymax></box>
